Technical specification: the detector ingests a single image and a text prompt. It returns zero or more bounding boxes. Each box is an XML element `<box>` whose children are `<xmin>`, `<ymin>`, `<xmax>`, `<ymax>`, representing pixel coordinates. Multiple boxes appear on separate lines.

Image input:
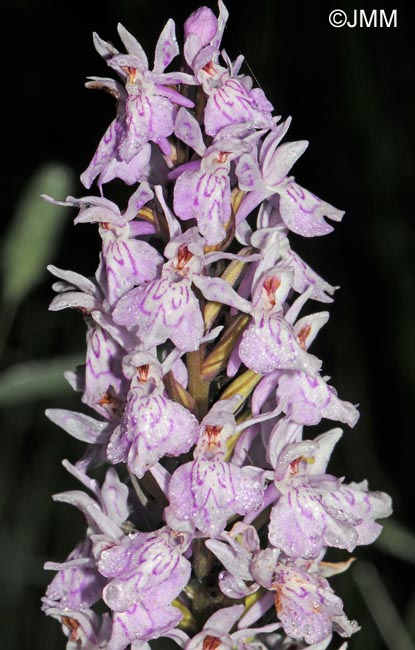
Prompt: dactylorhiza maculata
<box><xmin>42</xmin><ymin>3</ymin><xmax>392</xmax><ymax>649</ymax></box>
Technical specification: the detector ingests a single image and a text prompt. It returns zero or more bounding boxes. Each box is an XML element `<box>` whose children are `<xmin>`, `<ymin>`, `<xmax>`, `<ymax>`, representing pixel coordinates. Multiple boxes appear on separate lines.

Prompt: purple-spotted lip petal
<box><xmin>239</xmin><ymin>315</ymin><xmax>322</xmax><ymax>376</ymax></box>
<box><xmin>112</xmin><ymin>385</ymin><xmax>199</xmax><ymax>478</ymax></box>
<box><xmin>276</xmin><ymin>371</ymin><xmax>360</xmax><ymax>428</ymax></box>
<box><xmin>166</xmin><ymin>457</ymin><xmax>264</xmax><ymax>538</ymax></box>
<box><xmin>112</xmin><ymin>277</ymin><xmax>205</xmax><ymax>352</ymax></box>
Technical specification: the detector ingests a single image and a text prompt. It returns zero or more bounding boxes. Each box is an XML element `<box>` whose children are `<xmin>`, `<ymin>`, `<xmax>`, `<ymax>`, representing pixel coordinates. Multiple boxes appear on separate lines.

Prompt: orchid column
<box><xmin>42</xmin><ymin>3</ymin><xmax>392</xmax><ymax>650</ymax></box>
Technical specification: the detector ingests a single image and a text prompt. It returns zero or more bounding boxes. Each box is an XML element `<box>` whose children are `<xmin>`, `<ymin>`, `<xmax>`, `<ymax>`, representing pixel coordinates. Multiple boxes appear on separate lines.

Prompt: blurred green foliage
<box><xmin>2</xmin><ymin>165</ymin><xmax>74</xmax><ymax>309</ymax></box>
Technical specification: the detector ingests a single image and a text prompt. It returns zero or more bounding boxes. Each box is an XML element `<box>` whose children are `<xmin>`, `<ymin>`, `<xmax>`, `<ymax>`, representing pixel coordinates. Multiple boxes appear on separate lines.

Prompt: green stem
<box><xmin>191</xmin><ymin>540</ymin><xmax>222</xmax><ymax>623</ymax></box>
<box><xmin>186</xmin><ymin>344</ymin><xmax>210</xmax><ymax>420</ymax></box>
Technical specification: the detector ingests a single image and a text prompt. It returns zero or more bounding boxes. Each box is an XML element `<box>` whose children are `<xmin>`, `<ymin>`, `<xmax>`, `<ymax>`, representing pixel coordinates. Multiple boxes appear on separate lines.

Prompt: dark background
<box><xmin>1</xmin><ymin>1</ymin><xmax>413</xmax><ymax>649</ymax></box>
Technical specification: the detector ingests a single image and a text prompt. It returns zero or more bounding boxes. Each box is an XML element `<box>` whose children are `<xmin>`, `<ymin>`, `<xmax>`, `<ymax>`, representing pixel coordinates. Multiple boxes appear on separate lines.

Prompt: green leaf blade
<box><xmin>2</xmin><ymin>163</ymin><xmax>75</xmax><ymax>307</ymax></box>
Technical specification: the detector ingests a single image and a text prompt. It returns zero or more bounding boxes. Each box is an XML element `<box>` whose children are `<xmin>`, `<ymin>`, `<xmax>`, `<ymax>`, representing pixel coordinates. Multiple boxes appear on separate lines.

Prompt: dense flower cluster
<box><xmin>42</xmin><ymin>3</ymin><xmax>392</xmax><ymax>649</ymax></box>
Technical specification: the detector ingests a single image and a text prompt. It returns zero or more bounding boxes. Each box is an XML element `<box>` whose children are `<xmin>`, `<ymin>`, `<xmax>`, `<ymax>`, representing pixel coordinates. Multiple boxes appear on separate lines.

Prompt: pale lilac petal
<box><xmin>321</xmin><ymin>480</ymin><xmax>393</xmax><ymax>547</ymax></box>
<box><xmin>71</xmin><ymin>198</ymin><xmax>122</xmax><ymax>227</ymax></box>
<box><xmin>85</xmin><ymin>75</ymin><xmax>124</xmax><ymax>95</ymax></box>
<box><xmin>101</xmin><ymin>468</ymin><xmax>130</xmax><ymax>526</ymax></box>
<box><xmin>64</xmin><ymin>367</ymin><xmax>85</xmax><ymax>393</ymax></box>
<box><xmin>154</xmin><ymin>73</ymin><xmax>196</xmax><ymax>89</ymax></box>
<box><xmin>149</xmin><ymin>462</ymin><xmax>171</xmax><ymax>496</ymax></box>
<box><xmin>267</xmin><ymin>418</ymin><xmax>303</xmax><ymax>468</ymax></box>
<box><xmin>271</xmin><ymin>439</ymin><xmax>317</xmax><ymax>483</ymax></box>
<box><xmin>103</xmin><ymin>238</ymin><xmax>163</xmax><ymax>306</ymax></box>
<box><xmin>204</xmin><ymin>605</ymin><xmax>245</xmax><ymax>633</ymax></box>
<box><xmin>118</xmin><ymin>93</ymin><xmax>175</xmax><ymax>163</ymax></box>
<box><xmin>49</xmin><ymin>291</ymin><xmax>98</xmax><ymax>313</ymax></box>
<box><xmin>184</xmin><ymin>7</ymin><xmax>217</xmax><ymax>42</ymax></box>
<box><xmin>128</xmin><ymin>220</ymin><xmax>157</xmax><ymax>236</ymax></box>
<box><xmin>333</xmin><ymin>616</ymin><xmax>361</xmax><ymax>640</ymax></box>
<box><xmin>204</xmin><ymin>77</ymin><xmax>274</xmax><ymax>137</ymax></box>
<box><xmin>203</xmin><ymin>249</ymin><xmax>261</xmax><ymax>266</ymax></box>
<box><xmin>292</xmin><ymin>311</ymin><xmax>330</xmax><ymax>350</ymax></box>
<box><xmin>298</xmin><ymin>636</ymin><xmax>334</xmax><ymax>650</ymax></box>
<box><xmin>233</xmin><ymin>621</ymin><xmax>282</xmax><ymax>640</ymax></box>
<box><xmin>251</xmin><ymin>371</ymin><xmax>281</xmax><ymax>415</ymax></box>
<box><xmin>83</xmin><ymin>325</ymin><xmax>125</xmax><ymax>413</ymax></box>
<box><xmin>277</xmin><ymin>180</ymin><xmax>345</xmax><ymax>237</ymax></box>
<box><xmin>47</xmin><ymin>265</ymin><xmax>99</xmax><ymax>296</ymax></box>
<box><xmin>154</xmin><ymin>185</ymin><xmax>182</xmax><ymax>240</ymax></box>
<box><xmin>226</xmin><ymin>344</ymin><xmax>242</xmax><ymax>378</ymax></box>
<box><xmin>237</xmin><ymin>592</ymin><xmax>275</xmax><ymax>628</ymax></box>
<box><xmin>154</xmin><ymin>19</ymin><xmax>179</xmax><ymax>72</ymax></box>
<box><xmin>276</xmin><ymin>372</ymin><xmax>360</xmax><ymax>428</ymax></box>
<box><xmin>99</xmin><ymin>529</ymin><xmax>191</xmax><ymax>614</ymax></box>
<box><xmin>251</xmin><ymin>265</ymin><xmax>293</xmax><ymax>312</ymax></box>
<box><xmin>111</xmin><ymin>285</ymin><xmax>147</xmax><ymax>330</ymax></box>
<box><xmin>42</xmin><ymin>606</ymin><xmax>110</xmax><ymax>648</ymax></box>
<box><xmin>217</xmin><ymin>571</ymin><xmax>258</xmax><ymax>599</ymax></box>
<box><xmin>235</xmin><ymin>218</ymin><xmax>253</xmax><ymax>246</ymax></box>
<box><xmin>166</xmin><ymin>459</ymin><xmax>264</xmax><ymax>537</ymax></box>
<box><xmin>45</xmin><ymin>408</ymin><xmax>111</xmax><ymax>444</ymax></box>
<box><xmin>239</xmin><ymin>316</ymin><xmax>322</xmax><ymax>375</ymax></box>
<box><xmin>163</xmin><ymin>225</ymin><xmax>204</xmax><ymax>259</ymax></box>
<box><xmin>192</xmin><ymin>275</ymin><xmax>251</xmax><ymax>313</ymax></box>
<box><xmin>61</xmin><ymin>459</ymin><xmax>99</xmax><ymax>496</ymax></box>
<box><xmin>186</xmin><ymin>627</ymin><xmax>233</xmax><ymax>650</ymax></box>
<box><xmin>113</xmin><ymin>279</ymin><xmax>204</xmax><ymax>352</ymax></box>
<box><xmin>53</xmin><ymin>490</ymin><xmax>123</xmax><ymax>540</ymax></box>
<box><xmin>79</xmin><ymin>77</ymin><xmax>149</xmax><ymax>184</ymax></box>
<box><xmin>196</xmin><ymin>400</ymin><xmax>240</xmax><ymax>458</ymax></box>
<box><xmin>90</xmin><ymin>310</ymin><xmax>137</xmax><ymax>351</ymax></box>
<box><xmin>81</xmin><ymin>118</ymin><xmax>122</xmax><ymax>190</ymax></box>
<box><xmin>235</xmin><ymin>153</ymin><xmax>262</xmax><ymax>191</ymax></box>
<box><xmin>250</xmin><ymin>547</ymin><xmax>281</xmax><ymax>589</ymax></box>
<box><xmin>98</xmin><ymin>143</ymin><xmax>151</xmax><ymax>188</ymax></box>
<box><xmin>117</xmin><ymin>23</ymin><xmax>148</xmax><ymax>67</ymax></box>
<box><xmin>93</xmin><ymin>31</ymin><xmax>119</xmax><ymax>60</ymax></box>
<box><xmin>262</xmin><ymin>140</ymin><xmax>308</xmax><ymax>182</ymax></box>
<box><xmin>256</xmin><ymin>200</ymin><xmax>285</xmax><ymax>229</ymax></box>
<box><xmin>170</xmin><ymin>357</ymin><xmax>188</xmax><ymax>388</ymax></box>
<box><xmin>231</xmin><ymin>424</ymin><xmax>260</xmax><ymax>467</ymax></box>
<box><xmin>235</xmin><ymin>189</ymin><xmax>266</xmax><ymax>224</ymax></box>
<box><xmin>173</xmin><ymin>167</ymin><xmax>230</xmax><ymax>245</ymax></box>
<box><xmin>281</xmin><ymin>245</ymin><xmax>338</xmax><ymax>303</ymax></box>
<box><xmin>157</xmin><ymin>137</ymin><xmax>172</xmax><ymax>156</ymax></box>
<box><xmin>104</xmin><ymin>558</ymin><xmax>188</xmax><ymax>611</ymax></box>
<box><xmin>212</xmin><ymin>1</ymin><xmax>229</xmax><ymax>48</ymax></box>
<box><xmin>259</xmin><ymin>118</ymin><xmax>292</xmax><ymax>170</ymax></box>
<box><xmin>44</xmin><ymin>539</ymin><xmax>105</xmax><ymax>610</ymax></box>
<box><xmin>164</xmin><ymin>629</ymin><xmax>189</xmax><ymax>647</ymax></box>
<box><xmin>109</xmin><ymin>603</ymin><xmax>182</xmax><ymax>650</ymax></box>
<box><xmin>120</xmin><ymin>391</ymin><xmax>199</xmax><ymax>477</ymax></box>
<box><xmin>44</xmin><ymin>558</ymin><xmax>95</xmax><ymax>572</ymax></box>
<box><xmin>164</xmin><ymin>463</ymin><xmax>194</xmax><ymax>534</ymax></box>
<box><xmin>107</xmin><ymin>425</ymin><xmax>130</xmax><ymax>464</ymax></box>
<box><xmin>309</xmin><ymin>429</ymin><xmax>343</xmax><ymax>475</ymax></box>
<box><xmin>50</xmin><ymin>279</ymin><xmax>84</xmax><ymax>295</ymax></box>
<box><xmin>184</xmin><ymin>34</ymin><xmax>206</xmax><ymax>69</ymax></box>
<box><xmin>272</xmin><ymin>564</ymin><xmax>354</xmax><ymax>644</ymax></box>
<box><xmin>269</xmin><ymin>479</ymin><xmax>358</xmax><ymax>558</ymax></box>
<box><xmin>184</xmin><ymin>6</ymin><xmax>218</xmax><ymax>65</ymax></box>
<box><xmin>269</xmin><ymin>437</ymin><xmax>391</xmax><ymax>558</ymax></box>
<box><xmin>174</xmin><ymin>107</ymin><xmax>206</xmax><ymax>156</ymax></box>
<box><xmin>95</xmin><ymin>538</ymin><xmax>134</xmax><ymax>580</ymax></box>
<box><xmin>124</xmin><ymin>181</ymin><xmax>154</xmax><ymax>221</ymax></box>
<box><xmin>205</xmin><ymin>538</ymin><xmax>252</xmax><ymax>583</ymax></box>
